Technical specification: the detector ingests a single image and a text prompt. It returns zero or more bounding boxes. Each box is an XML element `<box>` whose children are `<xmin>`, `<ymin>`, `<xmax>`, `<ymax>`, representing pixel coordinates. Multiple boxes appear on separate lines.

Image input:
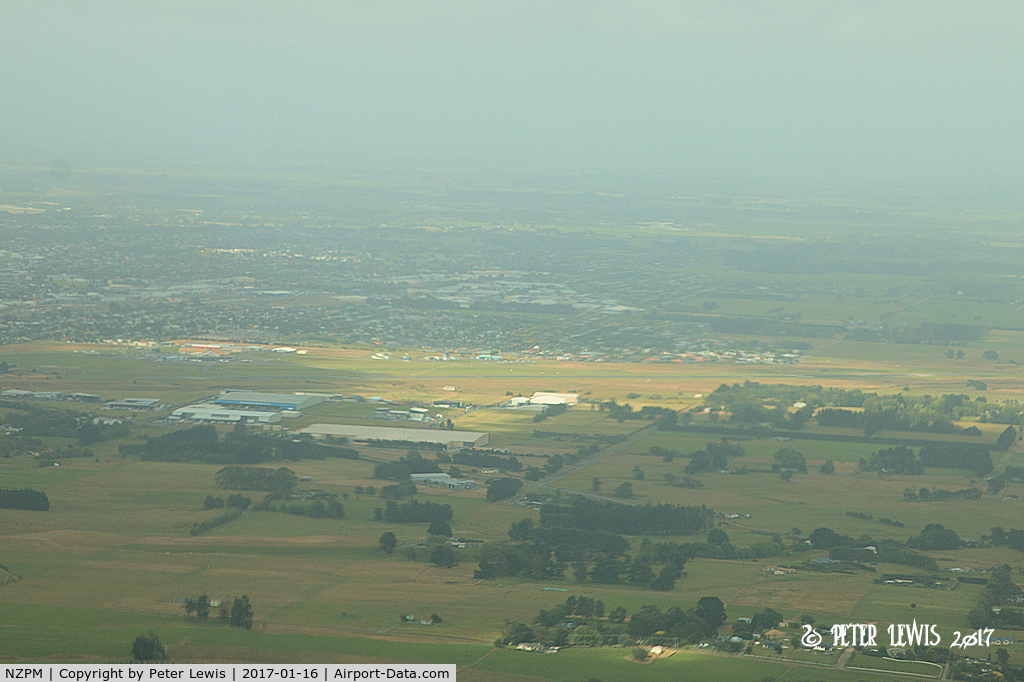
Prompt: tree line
<box><xmin>539</xmin><ymin>497</ymin><xmax>714</xmax><ymax>536</ymax></box>
<box><xmin>262</xmin><ymin>498</ymin><xmax>344</xmax><ymax>520</ymax></box>
<box><xmin>204</xmin><ymin>494</ymin><xmax>252</xmax><ymax>510</ymax></box>
<box><xmin>189</xmin><ymin>511</ymin><xmax>242</xmax><ymax>536</ymax></box>
<box><xmin>859</xmin><ymin>442</ymin><xmax>995</xmax><ymax>476</ymax></box>
<box><xmin>376</xmin><ymin>499</ymin><xmax>453</xmax><ymax>524</ymax></box>
<box><xmin>452</xmin><ymin>450</ymin><xmax>523</xmax><ymax>471</ymax></box>
<box><xmin>372</xmin><ymin>451</ymin><xmax>442</xmax><ymax>480</ymax></box>
<box><xmin>129</xmin><ymin>425</ymin><xmax>358</xmax><ymax>464</ymax></box>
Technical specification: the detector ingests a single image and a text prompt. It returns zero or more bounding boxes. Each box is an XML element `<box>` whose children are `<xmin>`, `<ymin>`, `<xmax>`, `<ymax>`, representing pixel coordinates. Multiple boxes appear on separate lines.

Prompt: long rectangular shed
<box><xmin>212</xmin><ymin>391</ymin><xmax>326</xmax><ymax>411</ymax></box>
<box><xmin>171</xmin><ymin>405</ymin><xmax>282</xmax><ymax>424</ymax></box>
<box><xmin>299</xmin><ymin>424</ymin><xmax>488</xmax><ymax>448</ymax></box>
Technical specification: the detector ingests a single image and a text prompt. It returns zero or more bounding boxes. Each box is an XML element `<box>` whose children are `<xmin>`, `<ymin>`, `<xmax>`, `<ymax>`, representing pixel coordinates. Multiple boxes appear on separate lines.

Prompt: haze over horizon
<box><xmin>2</xmin><ymin>1</ymin><xmax>1022</xmax><ymax>195</ymax></box>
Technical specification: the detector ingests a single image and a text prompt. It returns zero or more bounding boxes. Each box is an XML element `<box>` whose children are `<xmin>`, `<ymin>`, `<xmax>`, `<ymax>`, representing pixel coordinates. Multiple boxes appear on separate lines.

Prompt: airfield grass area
<box><xmin>3</xmin><ymin>340</ymin><xmax>1024</xmax><ymax>675</ymax></box>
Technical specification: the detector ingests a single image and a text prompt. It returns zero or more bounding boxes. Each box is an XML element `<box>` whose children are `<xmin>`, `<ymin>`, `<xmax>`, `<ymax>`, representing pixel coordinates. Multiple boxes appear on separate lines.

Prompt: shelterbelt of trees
<box><xmin>121</xmin><ymin>425</ymin><xmax>359</xmax><ymax>464</ymax></box>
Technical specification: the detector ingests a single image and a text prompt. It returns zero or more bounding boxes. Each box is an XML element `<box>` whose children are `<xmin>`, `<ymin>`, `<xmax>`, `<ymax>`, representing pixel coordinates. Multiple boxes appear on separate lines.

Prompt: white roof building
<box><xmin>410</xmin><ymin>473</ymin><xmax>477</xmax><ymax>490</ymax></box>
<box><xmin>529</xmin><ymin>392</ymin><xmax>579</xmax><ymax>406</ymax></box>
<box><xmin>170</xmin><ymin>405</ymin><xmax>282</xmax><ymax>424</ymax></box>
<box><xmin>299</xmin><ymin>424</ymin><xmax>488</xmax><ymax>448</ymax></box>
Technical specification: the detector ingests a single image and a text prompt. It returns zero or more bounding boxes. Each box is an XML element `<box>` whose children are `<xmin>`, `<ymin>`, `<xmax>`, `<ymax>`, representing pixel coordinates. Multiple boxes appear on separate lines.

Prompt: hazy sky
<box><xmin>2</xmin><ymin>1</ymin><xmax>1022</xmax><ymax>188</ymax></box>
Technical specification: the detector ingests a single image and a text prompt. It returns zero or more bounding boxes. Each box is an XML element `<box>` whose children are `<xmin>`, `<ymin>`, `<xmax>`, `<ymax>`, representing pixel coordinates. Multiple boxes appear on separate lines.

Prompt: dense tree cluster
<box><xmin>452</xmin><ymin>450</ymin><xmax>523</xmax><ymax>471</ymax></box>
<box><xmin>380</xmin><ymin>481</ymin><xmax>417</xmax><ymax>500</ymax></box>
<box><xmin>859</xmin><ymin>446</ymin><xmax>923</xmax><ymax>475</ymax></box>
<box><xmin>131</xmin><ymin>631</ymin><xmax>165</xmax><ymax>661</ymax></box>
<box><xmin>997</xmin><ymin>426</ymin><xmax>1018</xmax><ymax>451</ymax></box>
<box><xmin>379</xmin><ymin>499</ymin><xmax>453</xmax><ymax>524</ymax></box>
<box><xmin>429</xmin><ymin>545</ymin><xmax>456</xmax><ymax>567</ymax></box>
<box><xmin>858</xmin><ymin>443</ymin><xmax>993</xmax><ymax>476</ymax></box>
<box><xmin>0</xmin><ymin>488</ymin><xmax>49</xmax><ymax>511</ymax></box>
<box><xmin>990</xmin><ymin>527</ymin><xmax>1024</xmax><ymax>553</ymax></box>
<box><xmin>475</xmin><ymin>518</ymin><xmax>695</xmax><ymax>589</ymax></box>
<box><xmin>904</xmin><ymin>523</ymin><xmax>961</xmax><ymax>550</ymax></box>
<box><xmin>685</xmin><ymin>441</ymin><xmax>745</xmax><ymax>474</ymax></box>
<box><xmin>378</xmin><ymin>532</ymin><xmax>397</xmax><ymax>554</ymax></box>
<box><xmin>969</xmin><ymin>565</ymin><xmax>1024</xmax><ymax>630</ymax></box>
<box><xmin>498</xmin><ymin>596</ymin><xmax>726</xmax><ymax>649</ymax></box>
<box><xmin>486</xmin><ymin>477</ymin><xmax>523</xmax><ymax>502</ymax></box>
<box><xmin>215</xmin><ymin>465</ymin><xmax>297</xmax><ymax>493</ymax></box>
<box><xmin>0</xmin><ymin>401</ymin><xmax>129</xmax><ymax>445</ymax></box>
<box><xmin>539</xmin><ymin>497</ymin><xmax>714</xmax><ymax>536</ymax></box>
<box><xmin>918</xmin><ymin>443</ymin><xmax>993</xmax><ymax>475</ymax></box>
<box><xmin>771</xmin><ymin>447</ymin><xmax>807</xmax><ymax>473</ymax></box>
<box><xmin>373</xmin><ymin>451</ymin><xmax>441</xmax><ymax>481</ymax></box>
<box><xmin>598</xmin><ymin>401</ymin><xmax>675</xmax><ymax>423</ymax></box>
<box><xmin>809</xmin><ymin>526</ymin><xmax>940</xmax><ymax>570</ymax></box>
<box><xmin>135</xmin><ymin>425</ymin><xmax>357</xmax><ymax>464</ymax></box>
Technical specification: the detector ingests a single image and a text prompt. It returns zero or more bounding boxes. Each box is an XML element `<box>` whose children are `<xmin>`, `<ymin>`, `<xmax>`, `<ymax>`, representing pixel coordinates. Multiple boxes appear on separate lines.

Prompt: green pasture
<box><xmin>848</xmin><ymin>581</ymin><xmax>984</xmax><ymax>634</ymax></box>
<box><xmin>6</xmin><ymin>342</ymin><xmax>1024</xmax><ymax>667</ymax></box>
<box><xmin>471</xmin><ymin>646</ymin><xmax>868</xmax><ymax>682</ymax></box>
<box><xmin>891</xmin><ymin>298</ymin><xmax>1024</xmax><ymax>334</ymax></box>
<box><xmin>548</xmin><ymin>438</ymin><xmax>1024</xmax><ymax>542</ymax></box>
<box><xmin>847</xmin><ymin>653</ymin><xmax>943</xmax><ymax>677</ymax></box>
<box><xmin>0</xmin><ymin>596</ymin><xmax>889</xmax><ymax>679</ymax></box>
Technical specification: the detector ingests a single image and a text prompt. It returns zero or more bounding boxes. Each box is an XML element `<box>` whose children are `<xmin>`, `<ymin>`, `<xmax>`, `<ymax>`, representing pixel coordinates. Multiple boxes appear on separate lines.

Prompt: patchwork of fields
<box><xmin>2</xmin><ymin>341</ymin><xmax>1024</xmax><ymax>679</ymax></box>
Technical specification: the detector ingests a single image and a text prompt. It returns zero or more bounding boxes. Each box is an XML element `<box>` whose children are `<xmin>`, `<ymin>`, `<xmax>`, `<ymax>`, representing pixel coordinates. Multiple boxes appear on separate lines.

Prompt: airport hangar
<box><xmin>211</xmin><ymin>391</ymin><xmax>327</xmax><ymax>411</ymax></box>
<box><xmin>299</xmin><ymin>424</ymin><xmax>489</xmax><ymax>448</ymax></box>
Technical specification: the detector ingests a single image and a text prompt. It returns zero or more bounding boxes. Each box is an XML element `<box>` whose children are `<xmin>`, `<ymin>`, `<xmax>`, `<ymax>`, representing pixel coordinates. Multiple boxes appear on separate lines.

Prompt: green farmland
<box><xmin>3</xmin><ymin>341</ymin><xmax>1024</xmax><ymax>679</ymax></box>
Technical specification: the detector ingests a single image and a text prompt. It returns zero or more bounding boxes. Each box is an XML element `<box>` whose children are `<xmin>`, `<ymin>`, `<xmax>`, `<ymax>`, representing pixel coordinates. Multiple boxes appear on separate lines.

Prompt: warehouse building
<box><xmin>106</xmin><ymin>397</ymin><xmax>161</xmax><ymax>410</ymax></box>
<box><xmin>67</xmin><ymin>393</ymin><xmax>103</xmax><ymax>403</ymax></box>
<box><xmin>529</xmin><ymin>392</ymin><xmax>579</xmax><ymax>406</ymax></box>
<box><xmin>409</xmin><ymin>473</ymin><xmax>477</xmax><ymax>490</ymax></box>
<box><xmin>170</xmin><ymin>405</ymin><xmax>283</xmax><ymax>424</ymax></box>
<box><xmin>211</xmin><ymin>390</ymin><xmax>327</xmax><ymax>411</ymax></box>
<box><xmin>1</xmin><ymin>390</ymin><xmax>63</xmax><ymax>400</ymax></box>
<box><xmin>299</xmin><ymin>424</ymin><xmax>489</xmax><ymax>448</ymax></box>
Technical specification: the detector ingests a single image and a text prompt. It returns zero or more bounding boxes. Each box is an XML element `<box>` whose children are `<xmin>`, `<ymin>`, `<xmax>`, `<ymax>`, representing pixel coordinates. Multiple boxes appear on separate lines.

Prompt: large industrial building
<box><xmin>211</xmin><ymin>391</ymin><xmax>327</xmax><ymax>411</ymax></box>
<box><xmin>503</xmin><ymin>392</ymin><xmax>580</xmax><ymax>410</ymax></box>
<box><xmin>529</xmin><ymin>392</ymin><xmax>579</xmax><ymax>405</ymax></box>
<box><xmin>106</xmin><ymin>397</ymin><xmax>161</xmax><ymax>411</ymax></box>
<box><xmin>299</xmin><ymin>424</ymin><xmax>488</xmax><ymax>448</ymax></box>
<box><xmin>169</xmin><ymin>390</ymin><xmax>329</xmax><ymax>425</ymax></box>
<box><xmin>169</xmin><ymin>405</ymin><xmax>283</xmax><ymax>424</ymax></box>
<box><xmin>409</xmin><ymin>473</ymin><xmax>476</xmax><ymax>490</ymax></box>
<box><xmin>1</xmin><ymin>390</ymin><xmax>63</xmax><ymax>400</ymax></box>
